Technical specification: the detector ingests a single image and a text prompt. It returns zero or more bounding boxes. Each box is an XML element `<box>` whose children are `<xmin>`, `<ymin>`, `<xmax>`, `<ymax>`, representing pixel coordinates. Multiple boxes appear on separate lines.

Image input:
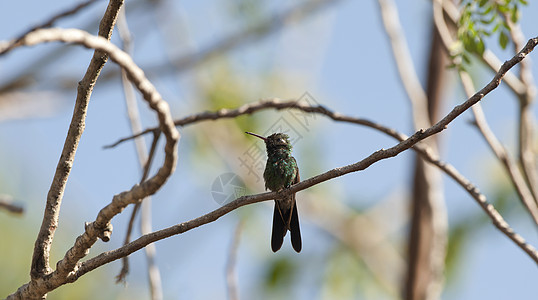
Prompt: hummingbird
<box><xmin>245</xmin><ymin>131</ymin><xmax>302</xmax><ymax>253</ymax></box>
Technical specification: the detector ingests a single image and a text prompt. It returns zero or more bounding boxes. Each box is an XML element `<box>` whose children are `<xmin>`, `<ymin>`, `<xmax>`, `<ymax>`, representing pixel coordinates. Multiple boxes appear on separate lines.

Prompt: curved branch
<box><xmin>20</xmin><ymin>0</ymin><xmax>124</xmax><ymax>282</ymax></box>
<box><xmin>4</xmin><ymin>28</ymin><xmax>179</xmax><ymax>299</ymax></box>
<box><xmin>108</xmin><ymin>33</ymin><xmax>537</xmax><ymax>149</ymax></box>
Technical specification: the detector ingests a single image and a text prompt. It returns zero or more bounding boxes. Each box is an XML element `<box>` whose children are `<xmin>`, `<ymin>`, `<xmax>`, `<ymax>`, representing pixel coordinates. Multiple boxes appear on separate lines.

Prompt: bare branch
<box><xmin>109</xmin><ymin>29</ymin><xmax>538</xmax><ymax>147</ymax></box>
<box><xmin>13</xmin><ymin>0</ymin><xmax>123</xmax><ymax>282</ymax></box>
<box><xmin>77</xmin><ymin>105</ymin><xmax>538</xmax><ymax>278</ymax></box>
<box><xmin>0</xmin><ymin>194</ymin><xmax>24</xmax><ymax>215</ymax></box>
<box><xmin>79</xmin><ymin>40</ymin><xmax>538</xmax><ymax>274</ymax></box>
<box><xmin>463</xmin><ymin>73</ymin><xmax>538</xmax><ymax>224</ymax></box>
<box><xmin>3</xmin><ymin>16</ymin><xmax>537</xmax><ymax>300</ymax></box>
<box><xmin>114</xmin><ymin>9</ymin><xmax>163</xmax><ymax>299</ymax></box>
<box><xmin>503</xmin><ymin>10</ymin><xmax>538</xmax><ymax>205</ymax></box>
<box><xmin>433</xmin><ymin>0</ymin><xmax>538</xmax><ymax>224</ymax></box>
<box><xmin>4</xmin><ymin>27</ymin><xmax>179</xmax><ymax>299</ymax></box>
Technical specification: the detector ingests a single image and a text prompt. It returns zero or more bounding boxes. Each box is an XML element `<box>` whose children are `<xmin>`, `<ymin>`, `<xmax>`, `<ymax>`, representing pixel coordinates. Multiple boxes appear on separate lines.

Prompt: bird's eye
<box><xmin>279</xmin><ymin>139</ymin><xmax>286</xmax><ymax>144</ymax></box>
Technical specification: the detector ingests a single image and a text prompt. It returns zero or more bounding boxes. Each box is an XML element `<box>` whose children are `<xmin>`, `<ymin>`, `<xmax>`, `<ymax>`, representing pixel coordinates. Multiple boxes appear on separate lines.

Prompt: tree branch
<box><xmin>0</xmin><ymin>194</ymin><xmax>24</xmax><ymax>215</ymax></box>
<box><xmin>464</xmin><ymin>73</ymin><xmax>538</xmax><ymax>224</ymax></box>
<box><xmin>6</xmin><ymin>0</ymin><xmax>123</xmax><ymax>283</ymax></box>
<box><xmin>433</xmin><ymin>0</ymin><xmax>538</xmax><ymax>224</ymax></box>
<box><xmin>107</xmin><ymin>31</ymin><xmax>536</xmax><ymax>150</ymax></box>
<box><xmin>79</xmin><ymin>39</ymin><xmax>538</xmax><ymax>275</ymax></box>
<box><xmin>76</xmin><ymin>103</ymin><xmax>538</xmax><ymax>279</ymax></box>
<box><xmin>114</xmin><ymin>8</ymin><xmax>163</xmax><ymax>299</ymax></box>
<box><xmin>503</xmin><ymin>10</ymin><xmax>538</xmax><ymax>206</ymax></box>
<box><xmin>4</xmin><ymin>27</ymin><xmax>179</xmax><ymax>299</ymax></box>
<box><xmin>3</xmin><ymin>17</ymin><xmax>537</xmax><ymax>300</ymax></box>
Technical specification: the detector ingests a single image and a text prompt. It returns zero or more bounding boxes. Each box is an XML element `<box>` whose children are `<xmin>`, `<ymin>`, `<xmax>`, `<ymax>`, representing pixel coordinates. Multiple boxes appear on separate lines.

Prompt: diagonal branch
<box><xmin>433</xmin><ymin>0</ymin><xmax>538</xmax><ymax>224</ymax></box>
<box><xmin>80</xmin><ymin>36</ymin><xmax>538</xmax><ymax>275</ymax></box>
<box><xmin>115</xmin><ymin>8</ymin><xmax>163</xmax><ymax>299</ymax></box>
<box><xmin>4</xmin><ymin>27</ymin><xmax>179</xmax><ymax>299</ymax></box>
<box><xmin>464</xmin><ymin>73</ymin><xmax>538</xmax><ymax>224</ymax></box>
<box><xmin>19</xmin><ymin>0</ymin><xmax>124</xmax><ymax>281</ymax></box>
<box><xmin>75</xmin><ymin>105</ymin><xmax>538</xmax><ymax>280</ymax></box>
<box><xmin>0</xmin><ymin>194</ymin><xmax>24</xmax><ymax>215</ymax></box>
<box><xmin>84</xmin><ymin>35</ymin><xmax>538</xmax><ymax>275</ymax></box>
<box><xmin>503</xmin><ymin>10</ymin><xmax>538</xmax><ymax>205</ymax></box>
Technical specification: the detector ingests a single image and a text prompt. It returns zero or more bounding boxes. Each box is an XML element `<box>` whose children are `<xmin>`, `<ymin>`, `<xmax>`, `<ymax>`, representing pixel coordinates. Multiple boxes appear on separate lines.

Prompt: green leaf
<box><xmin>480</xmin><ymin>14</ymin><xmax>496</xmax><ymax>25</ymax></box>
<box><xmin>511</xmin><ymin>5</ymin><xmax>519</xmax><ymax>23</ymax></box>
<box><xmin>499</xmin><ymin>30</ymin><xmax>509</xmax><ymax>49</ymax></box>
<box><xmin>478</xmin><ymin>0</ymin><xmax>488</xmax><ymax>7</ymax></box>
<box><xmin>462</xmin><ymin>53</ymin><xmax>472</xmax><ymax>65</ymax></box>
<box><xmin>519</xmin><ymin>0</ymin><xmax>528</xmax><ymax>5</ymax></box>
<box><xmin>498</xmin><ymin>4</ymin><xmax>510</xmax><ymax>13</ymax></box>
<box><xmin>492</xmin><ymin>22</ymin><xmax>501</xmax><ymax>33</ymax></box>
<box><xmin>476</xmin><ymin>38</ymin><xmax>485</xmax><ymax>55</ymax></box>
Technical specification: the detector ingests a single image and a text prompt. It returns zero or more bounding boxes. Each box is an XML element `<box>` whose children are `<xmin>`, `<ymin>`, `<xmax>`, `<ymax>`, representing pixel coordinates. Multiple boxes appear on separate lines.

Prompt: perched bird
<box><xmin>246</xmin><ymin>131</ymin><xmax>302</xmax><ymax>252</ymax></box>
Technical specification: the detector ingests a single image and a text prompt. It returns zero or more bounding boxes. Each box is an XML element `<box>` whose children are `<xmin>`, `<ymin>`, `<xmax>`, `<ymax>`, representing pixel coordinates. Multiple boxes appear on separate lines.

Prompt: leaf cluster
<box><xmin>451</xmin><ymin>0</ymin><xmax>527</xmax><ymax>70</ymax></box>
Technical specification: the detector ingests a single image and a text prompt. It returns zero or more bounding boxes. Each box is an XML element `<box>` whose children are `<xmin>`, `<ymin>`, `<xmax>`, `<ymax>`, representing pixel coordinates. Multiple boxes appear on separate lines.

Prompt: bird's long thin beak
<box><xmin>245</xmin><ymin>131</ymin><xmax>266</xmax><ymax>141</ymax></box>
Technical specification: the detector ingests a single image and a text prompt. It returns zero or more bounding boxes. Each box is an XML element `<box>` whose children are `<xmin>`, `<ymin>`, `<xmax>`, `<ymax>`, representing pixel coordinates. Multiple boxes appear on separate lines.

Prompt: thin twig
<box><xmin>25</xmin><ymin>0</ymin><xmax>123</xmax><ymax>282</ymax></box>
<box><xmin>226</xmin><ymin>221</ymin><xmax>243</xmax><ymax>300</ymax></box>
<box><xmin>0</xmin><ymin>195</ymin><xmax>24</xmax><ymax>215</ymax></box>
<box><xmin>114</xmin><ymin>8</ymin><xmax>163</xmax><ymax>299</ymax></box>
<box><xmin>5</xmin><ymin>27</ymin><xmax>179</xmax><ymax>300</ymax></box>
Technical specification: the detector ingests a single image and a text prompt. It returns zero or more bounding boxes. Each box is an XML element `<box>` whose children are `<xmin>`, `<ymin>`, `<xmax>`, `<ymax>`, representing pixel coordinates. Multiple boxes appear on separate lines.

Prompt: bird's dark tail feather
<box><xmin>271</xmin><ymin>204</ymin><xmax>286</xmax><ymax>252</ymax></box>
<box><xmin>290</xmin><ymin>203</ymin><xmax>302</xmax><ymax>253</ymax></box>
